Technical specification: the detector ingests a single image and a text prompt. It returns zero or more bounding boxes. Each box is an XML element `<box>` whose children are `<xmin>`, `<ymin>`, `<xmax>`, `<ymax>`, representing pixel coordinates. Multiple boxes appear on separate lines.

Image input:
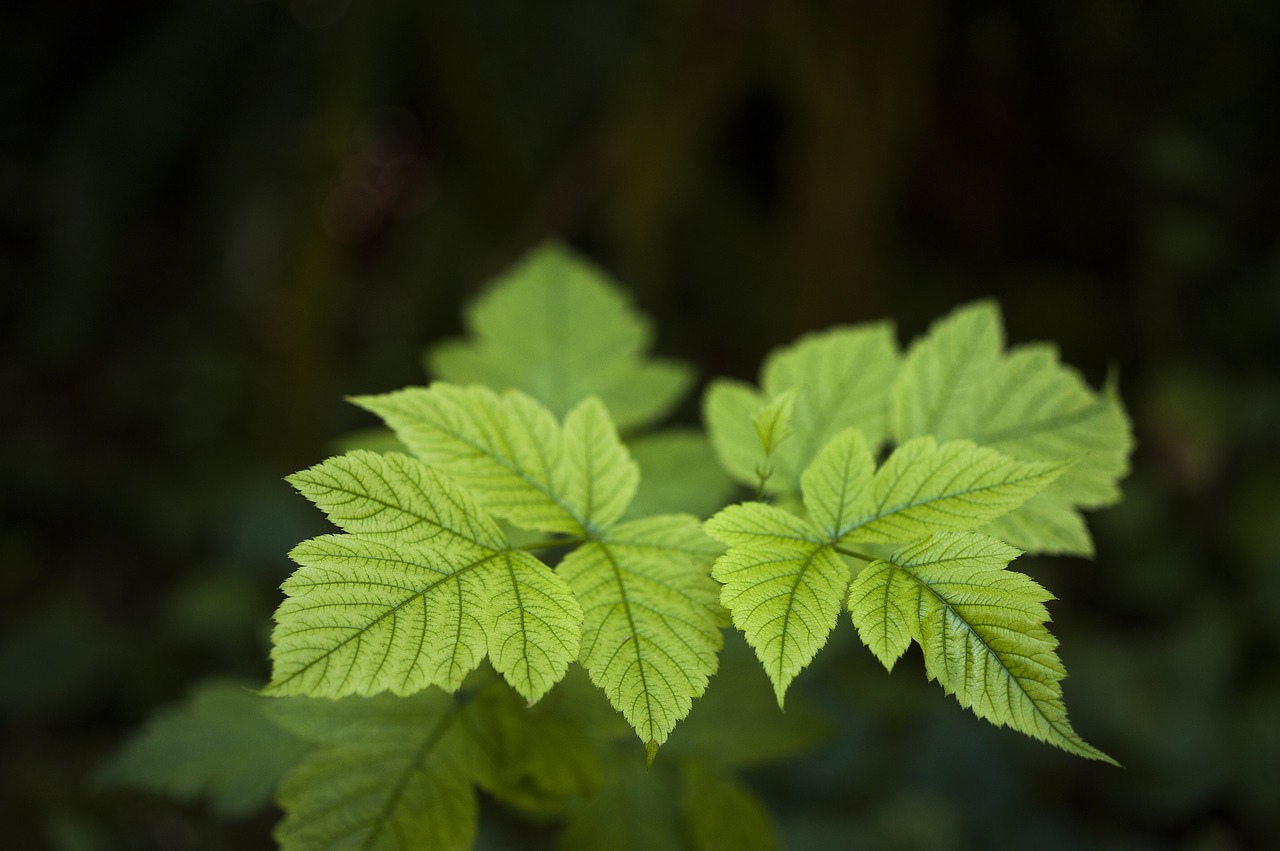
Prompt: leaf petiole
<box><xmin>832</xmin><ymin>545</ymin><xmax>882</xmax><ymax>563</ymax></box>
<box><xmin>516</xmin><ymin>537</ymin><xmax>586</xmax><ymax>552</ymax></box>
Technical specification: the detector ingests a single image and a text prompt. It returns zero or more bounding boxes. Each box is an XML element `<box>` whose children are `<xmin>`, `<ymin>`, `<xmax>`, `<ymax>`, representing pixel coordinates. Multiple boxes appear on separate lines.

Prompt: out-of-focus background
<box><xmin>3</xmin><ymin>1</ymin><xmax>1278</xmax><ymax>849</ymax></box>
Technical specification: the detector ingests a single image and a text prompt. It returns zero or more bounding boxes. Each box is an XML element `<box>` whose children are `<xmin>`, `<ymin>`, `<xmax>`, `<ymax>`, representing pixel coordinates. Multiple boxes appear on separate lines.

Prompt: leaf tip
<box><xmin>645</xmin><ymin>740</ymin><xmax>659</xmax><ymax>767</ymax></box>
<box><xmin>771</xmin><ymin>681</ymin><xmax>788</xmax><ymax>711</ymax></box>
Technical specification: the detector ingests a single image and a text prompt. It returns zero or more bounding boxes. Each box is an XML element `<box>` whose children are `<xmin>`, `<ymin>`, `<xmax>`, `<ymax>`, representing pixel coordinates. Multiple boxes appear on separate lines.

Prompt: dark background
<box><xmin>3</xmin><ymin>1</ymin><xmax>1278</xmax><ymax>848</ymax></box>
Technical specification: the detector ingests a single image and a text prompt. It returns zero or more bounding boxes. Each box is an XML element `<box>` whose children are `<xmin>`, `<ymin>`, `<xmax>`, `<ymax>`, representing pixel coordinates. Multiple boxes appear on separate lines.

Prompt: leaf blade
<box><xmin>849</xmin><ymin>532</ymin><xmax>1114</xmax><ymax>762</ymax></box>
<box><xmin>840</xmin><ymin>437</ymin><xmax>1070</xmax><ymax>544</ymax></box>
<box><xmin>559</xmin><ymin>515</ymin><xmax>723</xmax><ymax>750</ymax></box>
<box><xmin>425</xmin><ymin>243</ymin><xmax>692</xmax><ymax>430</ymax></box>
<box><xmin>485</xmin><ymin>551</ymin><xmax>582</xmax><ymax>704</ymax></box>
<box><xmin>272</xmin><ymin>692</ymin><xmax>477</xmax><ymax>851</ymax></box>
<box><xmin>891</xmin><ymin>302</ymin><xmax>1134</xmax><ymax>555</ymax></box>
<box><xmin>268</xmin><ymin>451</ymin><xmax>580</xmax><ymax>704</ymax></box>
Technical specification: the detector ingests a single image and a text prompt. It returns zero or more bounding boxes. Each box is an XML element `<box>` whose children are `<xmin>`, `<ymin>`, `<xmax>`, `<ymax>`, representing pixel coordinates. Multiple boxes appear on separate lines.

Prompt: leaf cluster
<box><xmin>103</xmin><ymin>244</ymin><xmax>1133</xmax><ymax>848</ymax></box>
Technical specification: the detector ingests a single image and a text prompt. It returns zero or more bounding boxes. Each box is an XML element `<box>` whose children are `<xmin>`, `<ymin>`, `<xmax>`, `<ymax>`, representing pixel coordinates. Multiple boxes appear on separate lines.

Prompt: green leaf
<box><xmin>703</xmin><ymin>379</ymin><xmax>768</xmax><ymax>487</ymax></box>
<box><xmin>760</xmin><ymin>321</ymin><xmax>901</xmax><ymax>463</ymax></box>
<box><xmin>705</xmin><ymin>323</ymin><xmax>900</xmax><ymax>493</ymax></box>
<box><xmin>847</xmin><ymin>532</ymin><xmax>1115</xmax><ymax>762</ymax></box>
<box><xmin>752</xmin><ymin>386</ymin><xmax>799</xmax><ymax>458</ymax></box>
<box><xmin>426</xmin><ymin>243</ymin><xmax>692</xmax><ymax>430</ymax></box>
<box><xmin>680</xmin><ymin>760</ymin><xmax>779</xmax><ymax>851</ymax></box>
<box><xmin>558</xmin><ymin>515</ymin><xmax>723</xmax><ymax>752</ymax></box>
<box><xmin>271</xmin><ymin>691</ymin><xmax>477</xmax><ymax>851</ymax></box>
<box><xmin>892</xmin><ymin>301</ymin><xmax>1134</xmax><ymax>554</ymax></box>
<box><xmin>800</xmin><ymin>428</ymin><xmax>876</xmax><ymax>540</ymax></box>
<box><xmin>267</xmin><ymin>451</ymin><xmax>581</xmax><ymax>703</ymax></box>
<box><xmin>624</xmin><ymin>429</ymin><xmax>737</xmax><ymax>520</ymax></box>
<box><xmin>563</xmin><ymin>395</ymin><xmax>642</xmax><ymax>531</ymax></box>
<box><xmin>705</xmin><ymin>428</ymin><xmax>1066</xmax><ymax>705</ymax></box>
<box><xmin>890</xmin><ymin>301</ymin><xmax>1004</xmax><ymax>440</ymax></box>
<box><xmin>355</xmin><ymin>385</ymin><xmax>638</xmax><ymax>536</ymax></box>
<box><xmin>558</xmin><ymin>756</ymin><xmax>683</xmax><ymax>851</ymax></box>
<box><xmin>97</xmin><ymin>680</ymin><xmax>309</xmax><ymax>818</ymax></box>
<box><xmin>706</xmin><ymin>505</ymin><xmax>847</xmax><ymax>706</ymax></box>
<box><xmin>460</xmin><ymin>686</ymin><xmax>600</xmax><ymax>815</ymax></box>
<box><xmin>837</xmin><ymin>436</ymin><xmax>1070</xmax><ymax>544</ymax></box>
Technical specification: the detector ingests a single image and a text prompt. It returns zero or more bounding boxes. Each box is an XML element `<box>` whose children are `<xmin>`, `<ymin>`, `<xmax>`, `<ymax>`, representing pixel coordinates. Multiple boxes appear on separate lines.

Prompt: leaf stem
<box><xmin>516</xmin><ymin>537</ymin><xmax>584</xmax><ymax>552</ymax></box>
<box><xmin>833</xmin><ymin>545</ymin><xmax>882</xmax><ymax>563</ymax></box>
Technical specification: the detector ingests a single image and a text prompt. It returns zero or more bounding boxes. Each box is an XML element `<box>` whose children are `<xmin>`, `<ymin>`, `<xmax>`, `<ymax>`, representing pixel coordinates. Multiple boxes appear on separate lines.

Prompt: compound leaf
<box><xmin>98</xmin><ymin>680</ymin><xmax>309</xmax><ymax>818</ymax></box>
<box><xmin>847</xmin><ymin>532</ymin><xmax>1114</xmax><ymax>762</ymax></box>
<box><xmin>426</xmin><ymin>243</ymin><xmax>692</xmax><ymax>430</ymax></box>
<box><xmin>267</xmin><ymin>451</ymin><xmax>580</xmax><ymax>704</ymax></box>
<box><xmin>892</xmin><ymin>301</ymin><xmax>1133</xmax><ymax>555</ymax></box>
<box><xmin>355</xmin><ymin>386</ymin><xmax>638</xmax><ymax>537</ymax></box>
<box><xmin>558</xmin><ymin>515</ymin><xmax>723</xmax><ymax>754</ymax></box>
<box><xmin>271</xmin><ymin>691</ymin><xmax>476</xmax><ymax>851</ymax></box>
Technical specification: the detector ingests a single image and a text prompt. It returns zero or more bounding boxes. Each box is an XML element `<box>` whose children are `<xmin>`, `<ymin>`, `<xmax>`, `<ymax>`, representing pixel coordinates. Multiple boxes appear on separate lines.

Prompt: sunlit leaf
<box><xmin>267</xmin><ymin>451</ymin><xmax>580</xmax><ymax>703</ymax></box>
<box><xmin>355</xmin><ymin>386</ymin><xmax>638</xmax><ymax>536</ymax></box>
<box><xmin>559</xmin><ymin>515</ymin><xmax>723</xmax><ymax>753</ymax></box>
<box><xmin>847</xmin><ymin>532</ymin><xmax>1114</xmax><ymax>762</ymax></box>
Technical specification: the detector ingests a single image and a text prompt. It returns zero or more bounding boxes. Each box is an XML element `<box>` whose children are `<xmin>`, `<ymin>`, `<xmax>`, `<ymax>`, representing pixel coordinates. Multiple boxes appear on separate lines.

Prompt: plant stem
<box><xmin>833</xmin><ymin>545</ymin><xmax>882</xmax><ymax>563</ymax></box>
<box><xmin>516</xmin><ymin>537</ymin><xmax>584</xmax><ymax>552</ymax></box>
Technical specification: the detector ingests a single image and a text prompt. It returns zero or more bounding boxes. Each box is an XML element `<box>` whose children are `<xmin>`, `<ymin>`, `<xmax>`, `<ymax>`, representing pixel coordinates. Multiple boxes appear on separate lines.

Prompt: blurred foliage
<box><xmin>3</xmin><ymin>0</ymin><xmax>1278</xmax><ymax>848</ymax></box>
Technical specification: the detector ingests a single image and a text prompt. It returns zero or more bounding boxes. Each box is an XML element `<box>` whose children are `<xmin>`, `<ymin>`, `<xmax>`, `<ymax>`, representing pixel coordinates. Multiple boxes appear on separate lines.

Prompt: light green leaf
<box><xmin>703</xmin><ymin>379</ymin><xmax>768</xmax><ymax>487</ymax></box>
<box><xmin>484</xmin><ymin>550</ymin><xmax>586</xmax><ymax>703</ymax></box>
<box><xmin>562</xmin><ymin>396</ymin><xmax>641</xmax><ymax>531</ymax></box>
<box><xmin>845</xmin><ymin>561</ymin><xmax>915</xmax><ymax>671</ymax></box>
<box><xmin>890</xmin><ymin>301</ymin><xmax>1004</xmax><ymax>440</ymax></box>
<box><xmin>706</xmin><ymin>513</ymin><xmax>847</xmax><ymax>706</ymax></box>
<box><xmin>355</xmin><ymin>385</ymin><xmax>638</xmax><ymax>536</ymax></box>
<box><xmin>267</xmin><ymin>451</ymin><xmax>580</xmax><ymax>703</ymax></box>
<box><xmin>97</xmin><ymin>680</ymin><xmax>309</xmax><ymax>818</ymax></box>
<box><xmin>701</xmin><ymin>501</ymin><xmax>817</xmax><ymax>549</ymax></box>
<box><xmin>558</xmin><ymin>515</ymin><xmax>723</xmax><ymax>752</ymax></box>
<box><xmin>624</xmin><ymin>429</ymin><xmax>737</xmax><ymax>520</ymax></box>
<box><xmin>800</xmin><ymin>428</ymin><xmax>875</xmax><ymax>540</ymax></box>
<box><xmin>705</xmin><ymin>323</ymin><xmax>901</xmax><ymax>494</ymax></box>
<box><xmin>838</xmin><ymin>436</ymin><xmax>1070</xmax><ymax>544</ymax></box>
<box><xmin>892</xmin><ymin>302</ymin><xmax>1134</xmax><ymax>554</ymax></box>
<box><xmin>681</xmin><ymin>760</ymin><xmax>779</xmax><ymax>851</ymax></box>
<box><xmin>286</xmin><ymin>447</ymin><xmax>506</xmax><ymax>547</ymax></box>
<box><xmin>752</xmin><ymin>386</ymin><xmax>799</xmax><ymax>457</ymax></box>
<box><xmin>426</xmin><ymin>243</ymin><xmax>692</xmax><ymax>430</ymax></box>
<box><xmin>847</xmin><ymin>532</ymin><xmax>1115</xmax><ymax>762</ymax></box>
<box><xmin>272</xmin><ymin>691</ymin><xmax>477</xmax><ymax>851</ymax></box>
<box><xmin>760</xmin><ymin>322</ymin><xmax>901</xmax><ymax>470</ymax></box>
